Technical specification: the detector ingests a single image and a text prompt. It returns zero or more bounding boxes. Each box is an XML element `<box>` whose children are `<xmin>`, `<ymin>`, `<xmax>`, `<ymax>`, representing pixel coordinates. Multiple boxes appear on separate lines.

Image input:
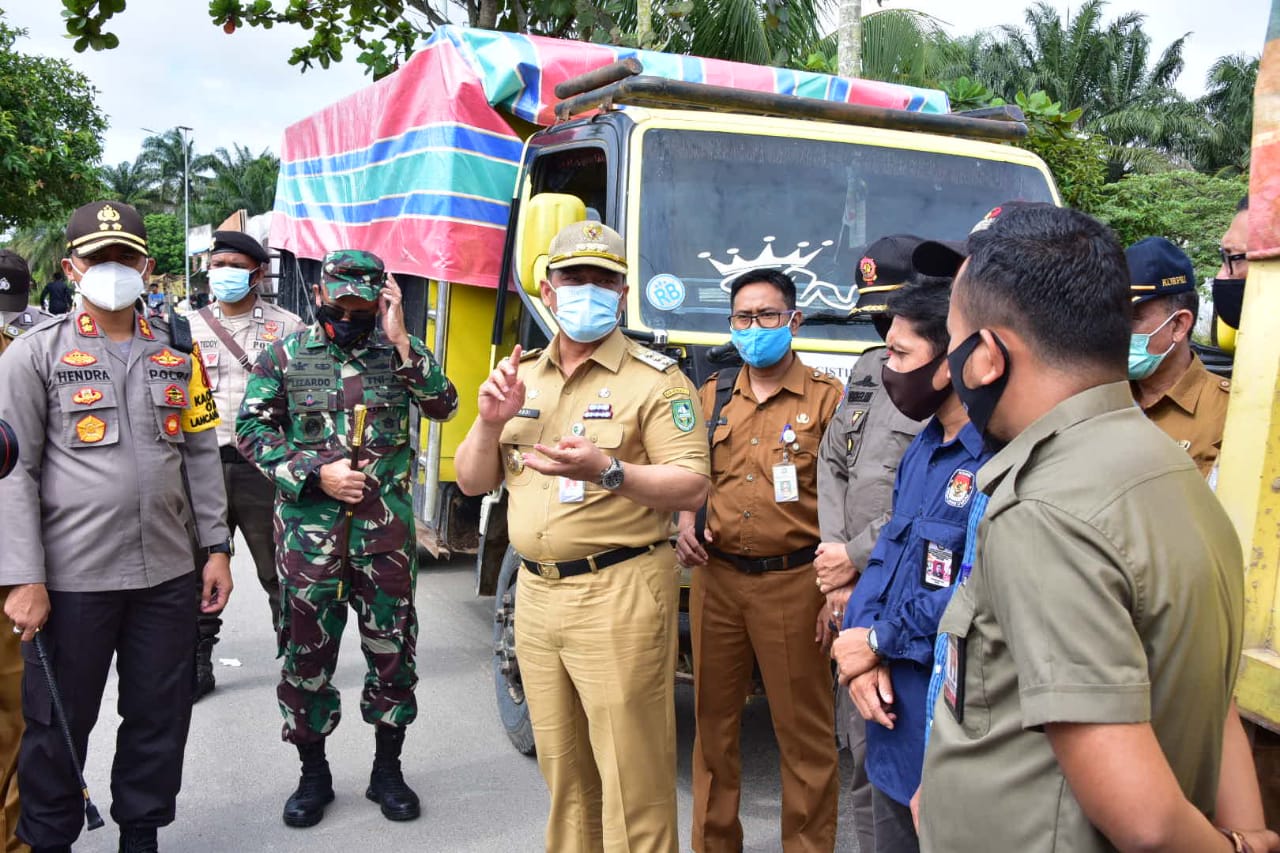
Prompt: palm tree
<box><xmin>98</xmin><ymin>155</ymin><xmax>158</xmax><ymax>211</ymax></box>
<box><xmin>193</xmin><ymin>145</ymin><xmax>280</xmax><ymax>222</ymax></box>
<box><xmin>140</xmin><ymin>129</ymin><xmax>213</xmax><ymax>215</ymax></box>
<box><xmin>4</xmin><ymin>219</ymin><xmax>68</xmax><ymax>285</ymax></box>
<box><xmin>1195</xmin><ymin>53</ymin><xmax>1258</xmax><ymax>175</ymax></box>
<box><xmin>683</xmin><ymin>0</ymin><xmax>834</xmax><ymax>67</ymax></box>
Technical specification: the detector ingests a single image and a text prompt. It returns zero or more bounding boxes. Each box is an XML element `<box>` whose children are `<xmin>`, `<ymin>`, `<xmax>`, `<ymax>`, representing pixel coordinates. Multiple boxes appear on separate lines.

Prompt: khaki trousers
<box><xmin>515</xmin><ymin>545</ymin><xmax>680</xmax><ymax>853</ymax></box>
<box><xmin>0</xmin><ymin>591</ymin><xmax>28</xmax><ymax>853</ymax></box>
<box><xmin>691</xmin><ymin>557</ymin><xmax>839</xmax><ymax>853</ymax></box>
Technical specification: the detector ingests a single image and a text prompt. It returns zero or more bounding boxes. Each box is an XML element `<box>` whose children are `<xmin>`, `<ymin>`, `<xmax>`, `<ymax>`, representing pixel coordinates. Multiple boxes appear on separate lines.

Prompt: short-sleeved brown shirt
<box><xmin>1136</xmin><ymin>352</ymin><xmax>1231</xmax><ymax>477</ymax></box>
<box><xmin>701</xmin><ymin>354</ymin><xmax>844</xmax><ymax>557</ymax></box>
<box><xmin>501</xmin><ymin>329</ymin><xmax>709</xmax><ymax>563</ymax></box>
<box><xmin>920</xmin><ymin>382</ymin><xmax>1243</xmax><ymax>852</ymax></box>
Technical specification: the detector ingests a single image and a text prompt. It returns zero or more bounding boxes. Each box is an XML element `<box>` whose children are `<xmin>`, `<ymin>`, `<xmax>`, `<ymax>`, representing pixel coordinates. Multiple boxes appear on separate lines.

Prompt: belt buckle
<box><xmin>538</xmin><ymin>561</ymin><xmax>561</xmax><ymax>580</ymax></box>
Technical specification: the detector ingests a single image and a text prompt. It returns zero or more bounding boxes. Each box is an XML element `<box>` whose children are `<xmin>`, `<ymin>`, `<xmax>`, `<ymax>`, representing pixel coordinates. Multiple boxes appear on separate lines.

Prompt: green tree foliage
<box><xmin>1195</xmin><ymin>54</ymin><xmax>1257</xmax><ymax>176</ymax></box>
<box><xmin>194</xmin><ymin>144</ymin><xmax>279</xmax><ymax>222</ymax></box>
<box><xmin>4</xmin><ymin>219</ymin><xmax>68</xmax><ymax>285</ymax></box>
<box><xmin>0</xmin><ymin>15</ymin><xmax>106</xmax><ymax>230</ymax></box>
<box><xmin>140</xmin><ymin>129</ymin><xmax>214</xmax><ymax>215</ymax></box>
<box><xmin>1090</xmin><ymin>171</ymin><xmax>1248</xmax><ymax>280</ymax></box>
<box><xmin>142</xmin><ymin>213</ymin><xmax>186</xmax><ymax>275</ymax></box>
<box><xmin>100</xmin><ymin>155</ymin><xmax>158</xmax><ymax>208</ymax></box>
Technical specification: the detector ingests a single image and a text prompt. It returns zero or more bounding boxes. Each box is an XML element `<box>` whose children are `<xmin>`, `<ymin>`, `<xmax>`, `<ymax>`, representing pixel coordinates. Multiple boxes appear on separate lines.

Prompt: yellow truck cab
<box><xmin>267</xmin><ymin>26</ymin><xmax>1059</xmax><ymax>752</ymax></box>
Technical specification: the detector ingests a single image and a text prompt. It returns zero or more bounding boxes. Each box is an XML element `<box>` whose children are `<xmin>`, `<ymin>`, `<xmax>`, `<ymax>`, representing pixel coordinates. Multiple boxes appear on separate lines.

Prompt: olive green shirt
<box><xmin>920</xmin><ymin>382</ymin><xmax>1243</xmax><ymax>852</ymax></box>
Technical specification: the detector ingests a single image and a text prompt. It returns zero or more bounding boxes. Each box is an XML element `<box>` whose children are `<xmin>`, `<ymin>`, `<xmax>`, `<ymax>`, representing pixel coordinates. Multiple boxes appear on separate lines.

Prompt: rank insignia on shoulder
<box><xmin>164</xmin><ymin>384</ymin><xmax>188</xmax><ymax>406</ymax></box>
<box><xmin>76</xmin><ymin>313</ymin><xmax>100</xmax><ymax>337</ymax></box>
<box><xmin>518</xmin><ymin>348</ymin><xmax>543</xmax><ymax>362</ymax></box>
<box><xmin>149</xmin><ymin>349</ymin><xmax>186</xmax><ymax>367</ymax></box>
<box><xmin>632</xmin><ymin>347</ymin><xmax>676</xmax><ymax>371</ymax></box>
<box><xmin>945</xmin><ymin>469</ymin><xmax>975</xmax><ymax>508</ymax></box>
<box><xmin>516</xmin><ymin>407</ymin><xmax>540</xmax><ymax>419</ymax></box>
<box><xmin>583</xmin><ymin>404</ymin><xmax>613</xmax><ymax>420</ymax></box>
<box><xmin>3</xmin><ymin>325</ymin><xmax>22</xmax><ymax>339</ymax></box>
<box><xmin>671</xmin><ymin>398</ymin><xmax>695</xmax><ymax>432</ymax></box>
<box><xmin>71</xmin><ymin>387</ymin><xmax>103</xmax><ymax>406</ymax></box>
<box><xmin>61</xmin><ymin>350</ymin><xmax>97</xmax><ymax>367</ymax></box>
<box><xmin>137</xmin><ymin>316</ymin><xmax>155</xmax><ymax>340</ymax></box>
<box><xmin>76</xmin><ymin>414</ymin><xmax>106</xmax><ymax>443</ymax></box>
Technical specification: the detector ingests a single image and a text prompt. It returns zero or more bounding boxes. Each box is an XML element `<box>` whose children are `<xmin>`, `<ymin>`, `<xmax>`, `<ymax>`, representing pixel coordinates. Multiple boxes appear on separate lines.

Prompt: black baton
<box><xmin>31</xmin><ymin>631</ymin><xmax>105</xmax><ymax>831</ymax></box>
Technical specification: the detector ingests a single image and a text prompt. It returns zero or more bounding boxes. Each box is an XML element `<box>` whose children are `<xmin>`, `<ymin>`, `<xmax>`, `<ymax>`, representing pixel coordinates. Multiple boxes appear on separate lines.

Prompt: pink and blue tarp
<box><xmin>270</xmin><ymin>26</ymin><xmax>950</xmax><ymax>289</ymax></box>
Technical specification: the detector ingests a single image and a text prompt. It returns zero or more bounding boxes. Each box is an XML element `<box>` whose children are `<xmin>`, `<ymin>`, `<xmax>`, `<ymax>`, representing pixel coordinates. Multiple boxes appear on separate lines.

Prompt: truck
<box><xmin>267</xmin><ymin>25</ymin><xmax>1060</xmax><ymax>753</ymax></box>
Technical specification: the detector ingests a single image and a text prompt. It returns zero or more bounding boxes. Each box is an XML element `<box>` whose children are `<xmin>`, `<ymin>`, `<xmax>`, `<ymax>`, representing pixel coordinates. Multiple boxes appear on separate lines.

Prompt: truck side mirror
<box><xmin>517</xmin><ymin>192</ymin><xmax>588</xmax><ymax>296</ymax></box>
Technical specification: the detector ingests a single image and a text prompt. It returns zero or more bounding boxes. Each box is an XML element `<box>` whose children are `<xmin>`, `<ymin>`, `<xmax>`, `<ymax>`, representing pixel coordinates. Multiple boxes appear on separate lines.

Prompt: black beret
<box><xmin>210</xmin><ymin>230</ymin><xmax>269</xmax><ymax>265</ymax></box>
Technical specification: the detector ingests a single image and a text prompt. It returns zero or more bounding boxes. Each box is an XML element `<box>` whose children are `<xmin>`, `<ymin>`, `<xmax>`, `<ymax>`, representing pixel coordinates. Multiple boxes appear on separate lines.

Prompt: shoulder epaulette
<box><xmin>630</xmin><ymin>344</ymin><xmax>676</xmax><ymax>372</ymax></box>
<box><xmin>518</xmin><ymin>347</ymin><xmax>543</xmax><ymax>362</ymax></box>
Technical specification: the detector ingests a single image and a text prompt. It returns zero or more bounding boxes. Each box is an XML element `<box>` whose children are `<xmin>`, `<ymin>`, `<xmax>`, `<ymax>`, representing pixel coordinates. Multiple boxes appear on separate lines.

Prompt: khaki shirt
<box><xmin>501</xmin><ymin>329</ymin><xmax>709</xmax><ymax>562</ymax></box>
<box><xmin>1136</xmin><ymin>353</ymin><xmax>1231</xmax><ymax>477</ymax></box>
<box><xmin>0</xmin><ymin>311</ymin><xmax>229</xmax><ymax>592</ymax></box>
<box><xmin>920</xmin><ymin>382</ymin><xmax>1243</xmax><ymax>852</ymax></box>
<box><xmin>702</xmin><ymin>354</ymin><xmax>843</xmax><ymax>557</ymax></box>
<box><xmin>0</xmin><ymin>306</ymin><xmax>55</xmax><ymax>354</ymax></box>
<box><xmin>816</xmin><ymin>347</ymin><xmax>922</xmax><ymax>568</ymax></box>
<box><xmin>188</xmin><ymin>296</ymin><xmax>305</xmax><ymax>447</ymax></box>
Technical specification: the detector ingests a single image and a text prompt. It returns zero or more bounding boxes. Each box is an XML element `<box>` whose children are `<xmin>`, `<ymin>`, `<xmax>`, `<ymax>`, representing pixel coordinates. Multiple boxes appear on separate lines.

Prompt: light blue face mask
<box><xmin>1128</xmin><ymin>311</ymin><xmax>1178</xmax><ymax>381</ymax></box>
<box><xmin>554</xmin><ymin>282</ymin><xmax>621</xmax><ymax>343</ymax></box>
<box><xmin>209</xmin><ymin>267</ymin><xmax>253</xmax><ymax>303</ymax></box>
<box><xmin>731</xmin><ymin>324</ymin><xmax>793</xmax><ymax>368</ymax></box>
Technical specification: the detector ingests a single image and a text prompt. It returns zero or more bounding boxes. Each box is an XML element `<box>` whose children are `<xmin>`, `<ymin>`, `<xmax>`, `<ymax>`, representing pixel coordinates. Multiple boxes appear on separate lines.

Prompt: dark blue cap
<box><xmin>1126</xmin><ymin>237</ymin><xmax>1196</xmax><ymax>304</ymax></box>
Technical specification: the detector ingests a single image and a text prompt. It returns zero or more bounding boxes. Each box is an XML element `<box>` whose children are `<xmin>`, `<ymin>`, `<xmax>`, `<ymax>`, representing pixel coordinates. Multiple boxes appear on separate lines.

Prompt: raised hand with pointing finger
<box><xmin>477</xmin><ymin>344</ymin><xmax>527</xmax><ymax>426</ymax></box>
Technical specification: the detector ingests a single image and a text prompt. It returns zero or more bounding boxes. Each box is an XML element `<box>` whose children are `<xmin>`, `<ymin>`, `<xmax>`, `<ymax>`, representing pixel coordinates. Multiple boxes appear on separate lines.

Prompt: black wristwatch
<box><xmin>598</xmin><ymin>457</ymin><xmax>624</xmax><ymax>491</ymax></box>
<box><xmin>207</xmin><ymin>541</ymin><xmax>232</xmax><ymax>556</ymax></box>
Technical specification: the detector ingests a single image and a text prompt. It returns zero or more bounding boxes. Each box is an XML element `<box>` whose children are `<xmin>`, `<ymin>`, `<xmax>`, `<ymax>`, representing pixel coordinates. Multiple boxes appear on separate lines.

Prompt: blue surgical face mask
<box><xmin>553</xmin><ymin>282</ymin><xmax>621</xmax><ymax>343</ymax></box>
<box><xmin>731</xmin><ymin>324</ymin><xmax>793</xmax><ymax>368</ymax></box>
<box><xmin>209</xmin><ymin>267</ymin><xmax>253</xmax><ymax>303</ymax></box>
<box><xmin>1128</xmin><ymin>312</ymin><xmax>1178</xmax><ymax>381</ymax></box>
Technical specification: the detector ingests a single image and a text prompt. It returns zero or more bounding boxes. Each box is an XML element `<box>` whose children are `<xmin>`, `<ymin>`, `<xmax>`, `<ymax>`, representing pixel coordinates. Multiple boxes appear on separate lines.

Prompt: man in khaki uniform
<box><xmin>186</xmin><ymin>230</ymin><xmax>304</xmax><ymax>698</ymax></box>
<box><xmin>914</xmin><ymin>204</ymin><xmax>1274</xmax><ymax>852</ymax></box>
<box><xmin>0</xmin><ymin>251</ymin><xmax>54</xmax><ymax>355</ymax></box>
<box><xmin>455</xmin><ymin>221</ymin><xmax>710</xmax><ymax>853</ymax></box>
<box><xmin>816</xmin><ymin>237</ymin><xmax>924</xmax><ymax>853</ymax></box>
<box><xmin>1126</xmin><ymin>237</ymin><xmax>1230</xmax><ymax>477</ymax></box>
<box><xmin>676</xmin><ymin>268</ymin><xmax>844</xmax><ymax>853</ymax></box>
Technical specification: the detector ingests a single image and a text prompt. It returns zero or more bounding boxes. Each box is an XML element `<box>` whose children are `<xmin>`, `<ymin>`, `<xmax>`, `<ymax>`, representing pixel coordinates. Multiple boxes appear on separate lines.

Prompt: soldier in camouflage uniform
<box><xmin>236</xmin><ymin>249</ymin><xmax>457</xmax><ymax>829</ymax></box>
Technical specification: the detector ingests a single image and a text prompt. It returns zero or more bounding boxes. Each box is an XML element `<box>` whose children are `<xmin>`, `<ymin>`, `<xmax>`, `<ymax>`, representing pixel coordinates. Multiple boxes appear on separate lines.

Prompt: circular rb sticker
<box><xmin>645</xmin><ymin>274</ymin><xmax>685</xmax><ymax>312</ymax></box>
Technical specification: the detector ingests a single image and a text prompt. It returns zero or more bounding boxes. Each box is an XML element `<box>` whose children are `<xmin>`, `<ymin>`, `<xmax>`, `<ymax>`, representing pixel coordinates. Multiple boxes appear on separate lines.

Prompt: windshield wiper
<box><xmin>803</xmin><ymin>312</ymin><xmax>872</xmax><ymax>325</ymax></box>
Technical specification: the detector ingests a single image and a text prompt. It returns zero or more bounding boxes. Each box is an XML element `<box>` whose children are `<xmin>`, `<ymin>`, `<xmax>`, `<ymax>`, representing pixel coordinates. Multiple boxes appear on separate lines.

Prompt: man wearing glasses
<box><xmin>1126</xmin><ymin>237</ymin><xmax>1231</xmax><ymax>477</ymax></box>
<box><xmin>237</xmin><ymin>249</ymin><xmax>458</xmax><ymax>828</ymax></box>
<box><xmin>676</xmin><ymin>269</ymin><xmax>844</xmax><ymax>852</ymax></box>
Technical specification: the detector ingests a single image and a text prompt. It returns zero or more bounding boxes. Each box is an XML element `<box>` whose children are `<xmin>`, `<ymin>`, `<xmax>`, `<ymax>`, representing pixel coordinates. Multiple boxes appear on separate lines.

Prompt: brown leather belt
<box><xmin>522</xmin><ymin>544</ymin><xmax>658</xmax><ymax>580</ymax></box>
<box><xmin>710</xmin><ymin>545</ymin><xmax>818</xmax><ymax>574</ymax></box>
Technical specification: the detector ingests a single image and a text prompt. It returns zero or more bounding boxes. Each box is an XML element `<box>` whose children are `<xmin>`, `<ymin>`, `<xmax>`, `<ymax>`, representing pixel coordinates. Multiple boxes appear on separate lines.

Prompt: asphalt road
<box><xmin>73</xmin><ymin>549</ymin><xmax>858</xmax><ymax>852</ymax></box>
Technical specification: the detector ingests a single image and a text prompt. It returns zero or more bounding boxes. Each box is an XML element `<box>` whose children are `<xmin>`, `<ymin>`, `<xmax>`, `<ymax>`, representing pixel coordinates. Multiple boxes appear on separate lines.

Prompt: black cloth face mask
<box><xmin>881</xmin><ymin>353</ymin><xmax>950</xmax><ymax>421</ymax></box>
<box><xmin>317</xmin><ymin>303</ymin><xmax>376</xmax><ymax>349</ymax></box>
<box><xmin>946</xmin><ymin>330</ymin><xmax>1010</xmax><ymax>437</ymax></box>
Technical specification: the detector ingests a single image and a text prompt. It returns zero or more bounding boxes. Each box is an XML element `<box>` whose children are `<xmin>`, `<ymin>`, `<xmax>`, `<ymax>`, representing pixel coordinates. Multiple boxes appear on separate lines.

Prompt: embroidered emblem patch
<box><xmin>61</xmin><ymin>350</ymin><xmax>97</xmax><ymax>367</ymax></box>
<box><xmin>76</xmin><ymin>415</ymin><xmax>106</xmax><ymax>443</ymax></box>
<box><xmin>76</xmin><ymin>313</ymin><xmax>100</xmax><ymax>337</ymax></box>
<box><xmin>164</xmin><ymin>413</ymin><xmax>181</xmax><ymax>436</ymax></box>
<box><xmin>671</xmin><ymin>399</ymin><xmax>695</xmax><ymax>433</ymax></box>
<box><xmin>137</xmin><ymin>315</ymin><xmax>155</xmax><ymax>340</ymax></box>
<box><xmin>149</xmin><ymin>349</ymin><xmax>185</xmax><ymax>367</ymax></box>
<box><xmin>164</xmin><ymin>384</ymin><xmax>188</xmax><ymax>406</ymax></box>
<box><xmin>859</xmin><ymin>257</ymin><xmax>878</xmax><ymax>284</ymax></box>
<box><xmin>945</xmin><ymin>469</ymin><xmax>975</xmax><ymax>508</ymax></box>
<box><xmin>71</xmin><ymin>387</ymin><xmax>103</xmax><ymax>406</ymax></box>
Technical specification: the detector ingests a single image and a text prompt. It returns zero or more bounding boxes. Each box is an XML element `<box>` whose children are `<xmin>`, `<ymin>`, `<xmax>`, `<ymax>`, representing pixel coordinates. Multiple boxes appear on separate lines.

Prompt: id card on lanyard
<box><xmin>774</xmin><ymin>423</ymin><xmax>799</xmax><ymax>503</ymax></box>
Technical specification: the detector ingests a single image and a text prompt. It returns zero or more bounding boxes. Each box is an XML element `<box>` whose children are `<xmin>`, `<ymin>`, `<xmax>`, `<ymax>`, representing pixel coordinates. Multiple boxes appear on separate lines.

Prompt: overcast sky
<box><xmin>6</xmin><ymin>0</ymin><xmax>1269</xmax><ymax>167</ymax></box>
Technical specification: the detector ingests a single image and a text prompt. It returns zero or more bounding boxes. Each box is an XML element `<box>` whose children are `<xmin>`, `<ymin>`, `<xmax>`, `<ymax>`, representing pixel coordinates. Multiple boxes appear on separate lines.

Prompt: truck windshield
<box><xmin>635</xmin><ymin>129</ymin><xmax>1056</xmax><ymax>341</ymax></box>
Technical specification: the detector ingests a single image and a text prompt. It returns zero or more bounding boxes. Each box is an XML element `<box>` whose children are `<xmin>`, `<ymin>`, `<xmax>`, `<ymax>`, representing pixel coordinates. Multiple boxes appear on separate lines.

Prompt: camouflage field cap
<box><xmin>547</xmin><ymin>221</ymin><xmax>627</xmax><ymax>274</ymax></box>
<box><xmin>321</xmin><ymin>249</ymin><xmax>385</xmax><ymax>301</ymax></box>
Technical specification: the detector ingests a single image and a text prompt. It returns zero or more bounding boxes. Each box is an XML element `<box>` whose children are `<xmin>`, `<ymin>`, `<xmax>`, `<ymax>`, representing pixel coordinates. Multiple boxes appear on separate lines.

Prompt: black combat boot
<box><xmin>194</xmin><ymin>636</ymin><xmax>217</xmax><ymax>701</ymax></box>
<box><xmin>118</xmin><ymin>826</ymin><xmax>158</xmax><ymax>853</ymax></box>
<box><xmin>282</xmin><ymin>740</ymin><xmax>335</xmax><ymax>828</ymax></box>
<box><xmin>365</xmin><ymin>725</ymin><xmax>420</xmax><ymax>821</ymax></box>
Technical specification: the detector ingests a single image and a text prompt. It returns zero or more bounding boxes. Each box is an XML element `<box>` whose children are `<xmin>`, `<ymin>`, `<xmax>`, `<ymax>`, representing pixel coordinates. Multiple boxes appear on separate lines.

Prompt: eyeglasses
<box><xmin>1219</xmin><ymin>247</ymin><xmax>1247</xmax><ymax>276</ymax></box>
<box><xmin>729</xmin><ymin>310</ymin><xmax>795</xmax><ymax>331</ymax></box>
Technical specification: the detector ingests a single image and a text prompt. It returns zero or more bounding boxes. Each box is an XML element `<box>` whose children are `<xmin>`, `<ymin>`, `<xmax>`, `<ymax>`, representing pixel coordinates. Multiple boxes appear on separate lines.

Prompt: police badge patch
<box><xmin>671</xmin><ymin>399</ymin><xmax>695</xmax><ymax>432</ymax></box>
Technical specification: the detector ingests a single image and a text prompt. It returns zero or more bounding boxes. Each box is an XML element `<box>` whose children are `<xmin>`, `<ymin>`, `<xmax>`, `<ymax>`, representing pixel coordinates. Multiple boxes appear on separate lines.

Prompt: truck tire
<box><xmin>493</xmin><ymin>546</ymin><xmax>536</xmax><ymax>755</ymax></box>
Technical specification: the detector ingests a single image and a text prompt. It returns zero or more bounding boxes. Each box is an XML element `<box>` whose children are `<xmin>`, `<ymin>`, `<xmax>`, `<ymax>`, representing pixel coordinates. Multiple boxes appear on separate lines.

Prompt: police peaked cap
<box><xmin>211</xmin><ymin>230</ymin><xmax>269</xmax><ymax>265</ymax></box>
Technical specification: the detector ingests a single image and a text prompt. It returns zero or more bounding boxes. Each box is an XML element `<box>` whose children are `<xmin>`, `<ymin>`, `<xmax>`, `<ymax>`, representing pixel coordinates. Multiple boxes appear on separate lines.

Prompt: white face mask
<box><xmin>77</xmin><ymin>261</ymin><xmax>146</xmax><ymax>312</ymax></box>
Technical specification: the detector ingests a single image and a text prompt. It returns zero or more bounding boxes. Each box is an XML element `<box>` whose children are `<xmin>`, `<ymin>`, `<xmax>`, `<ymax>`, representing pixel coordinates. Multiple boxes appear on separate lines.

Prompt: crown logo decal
<box><xmin>698</xmin><ymin>236</ymin><xmax>856</xmax><ymax>312</ymax></box>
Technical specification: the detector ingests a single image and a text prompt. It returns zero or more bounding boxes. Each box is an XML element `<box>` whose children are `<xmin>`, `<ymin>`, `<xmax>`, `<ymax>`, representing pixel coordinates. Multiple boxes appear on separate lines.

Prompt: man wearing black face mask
<box><xmin>1213</xmin><ymin>195</ymin><xmax>1249</xmax><ymax>346</ymax></box>
<box><xmin>237</xmin><ymin>249</ymin><xmax>458</xmax><ymax>828</ymax></box>
<box><xmin>829</xmin><ymin>273</ymin><xmax>990</xmax><ymax>853</ymax></box>
<box><xmin>911</xmin><ymin>204</ymin><xmax>1275</xmax><ymax>853</ymax></box>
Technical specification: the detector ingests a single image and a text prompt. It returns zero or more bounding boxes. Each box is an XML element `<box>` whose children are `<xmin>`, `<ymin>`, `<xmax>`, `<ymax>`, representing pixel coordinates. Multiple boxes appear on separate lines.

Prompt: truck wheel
<box><xmin>493</xmin><ymin>546</ymin><xmax>536</xmax><ymax>756</ymax></box>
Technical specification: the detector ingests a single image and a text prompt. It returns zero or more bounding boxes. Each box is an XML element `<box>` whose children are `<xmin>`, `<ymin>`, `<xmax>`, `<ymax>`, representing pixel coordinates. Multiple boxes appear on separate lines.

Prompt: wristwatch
<box><xmin>867</xmin><ymin>626</ymin><xmax>881</xmax><ymax>657</ymax></box>
<box><xmin>598</xmin><ymin>457</ymin><xmax>624</xmax><ymax>491</ymax></box>
<box><xmin>207</xmin><ymin>540</ymin><xmax>232</xmax><ymax>556</ymax></box>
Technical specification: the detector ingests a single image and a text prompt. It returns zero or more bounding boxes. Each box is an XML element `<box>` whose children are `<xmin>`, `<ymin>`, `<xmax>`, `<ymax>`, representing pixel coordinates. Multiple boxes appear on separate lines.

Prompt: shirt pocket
<box><xmin>499</xmin><ymin>418</ymin><xmax>544</xmax><ymax>487</ymax></box>
<box><xmin>58</xmin><ymin>383</ymin><xmax>121</xmax><ymax>449</ymax></box>
<box><xmin>936</xmin><ymin>582</ymin><xmax>990</xmax><ymax>738</ymax></box>
<box><xmin>915</xmin><ymin>518</ymin><xmax>966</xmax><ymax>591</ymax></box>
<box><xmin>710</xmin><ymin>420</ymin><xmax>734</xmax><ymax>477</ymax></box>
<box><xmin>289</xmin><ymin>390</ymin><xmax>338</xmax><ymax>446</ymax></box>
<box><xmin>147</xmin><ymin>379</ymin><xmax>191</xmax><ymax>444</ymax></box>
<box><xmin>363</xmin><ymin>384</ymin><xmax>410</xmax><ymax>448</ymax></box>
<box><xmin>584</xmin><ymin>422</ymin><xmax>626</xmax><ymax>492</ymax></box>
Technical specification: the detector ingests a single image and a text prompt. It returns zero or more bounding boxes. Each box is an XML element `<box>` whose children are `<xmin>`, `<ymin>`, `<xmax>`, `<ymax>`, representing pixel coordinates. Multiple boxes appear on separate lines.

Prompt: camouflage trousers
<box><xmin>277</xmin><ymin>547</ymin><xmax>418</xmax><ymax>744</ymax></box>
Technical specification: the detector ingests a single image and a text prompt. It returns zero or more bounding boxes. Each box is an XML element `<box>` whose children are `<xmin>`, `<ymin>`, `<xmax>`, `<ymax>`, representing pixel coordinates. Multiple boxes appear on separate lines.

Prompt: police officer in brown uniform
<box><xmin>676</xmin><ymin>268</ymin><xmax>844</xmax><ymax>853</ymax></box>
<box><xmin>815</xmin><ymin>237</ymin><xmax>926</xmax><ymax>853</ymax></box>
<box><xmin>0</xmin><ymin>201</ymin><xmax>232</xmax><ymax>853</ymax></box>
<box><xmin>455</xmin><ymin>221</ymin><xmax>710</xmax><ymax>852</ymax></box>
<box><xmin>0</xmin><ymin>251</ymin><xmax>54</xmax><ymax>356</ymax></box>
<box><xmin>186</xmin><ymin>230</ymin><xmax>304</xmax><ymax>698</ymax></box>
<box><xmin>1126</xmin><ymin>237</ymin><xmax>1230</xmax><ymax>477</ymax></box>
